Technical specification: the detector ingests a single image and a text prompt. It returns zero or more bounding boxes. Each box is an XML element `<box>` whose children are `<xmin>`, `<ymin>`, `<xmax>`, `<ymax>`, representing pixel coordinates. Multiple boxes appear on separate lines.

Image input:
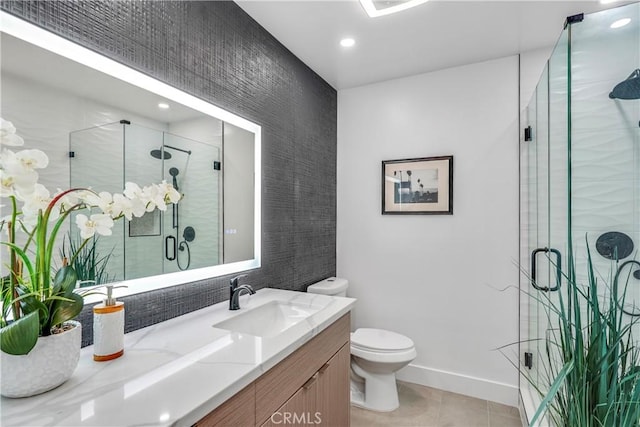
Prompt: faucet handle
<box><xmin>230</xmin><ymin>274</ymin><xmax>247</xmax><ymax>289</ymax></box>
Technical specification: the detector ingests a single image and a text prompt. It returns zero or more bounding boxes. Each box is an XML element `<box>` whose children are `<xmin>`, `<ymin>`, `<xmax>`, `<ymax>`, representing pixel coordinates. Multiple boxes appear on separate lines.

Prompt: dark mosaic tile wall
<box><xmin>0</xmin><ymin>0</ymin><xmax>337</xmax><ymax>346</ymax></box>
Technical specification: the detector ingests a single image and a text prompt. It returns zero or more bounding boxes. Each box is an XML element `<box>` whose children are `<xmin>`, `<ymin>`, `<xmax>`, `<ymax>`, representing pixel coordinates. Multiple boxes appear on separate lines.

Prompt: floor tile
<box><xmin>488</xmin><ymin>401</ymin><xmax>521</xmax><ymax>419</ymax></box>
<box><xmin>489</xmin><ymin>412</ymin><xmax>524</xmax><ymax>427</ymax></box>
<box><xmin>350</xmin><ymin>381</ymin><xmax>523</xmax><ymax>427</ymax></box>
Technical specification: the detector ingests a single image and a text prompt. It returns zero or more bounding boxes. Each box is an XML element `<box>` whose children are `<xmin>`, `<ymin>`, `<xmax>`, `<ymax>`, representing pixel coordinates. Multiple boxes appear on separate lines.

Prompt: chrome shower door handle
<box><xmin>531</xmin><ymin>247</ymin><xmax>562</xmax><ymax>292</ymax></box>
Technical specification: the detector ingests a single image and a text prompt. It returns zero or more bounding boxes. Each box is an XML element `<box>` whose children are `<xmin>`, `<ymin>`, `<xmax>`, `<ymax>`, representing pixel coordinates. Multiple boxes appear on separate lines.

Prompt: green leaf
<box><xmin>0</xmin><ymin>311</ymin><xmax>39</xmax><ymax>355</ymax></box>
<box><xmin>48</xmin><ymin>293</ymin><xmax>83</xmax><ymax>330</ymax></box>
<box><xmin>530</xmin><ymin>359</ymin><xmax>575</xmax><ymax>427</ymax></box>
<box><xmin>52</xmin><ymin>266</ymin><xmax>78</xmax><ymax>298</ymax></box>
<box><xmin>17</xmin><ymin>292</ymin><xmax>49</xmax><ymax>331</ymax></box>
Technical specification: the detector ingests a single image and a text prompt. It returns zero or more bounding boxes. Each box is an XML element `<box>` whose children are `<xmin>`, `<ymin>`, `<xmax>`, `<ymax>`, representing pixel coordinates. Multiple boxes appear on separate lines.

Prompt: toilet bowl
<box><xmin>307</xmin><ymin>278</ymin><xmax>417</xmax><ymax>412</ymax></box>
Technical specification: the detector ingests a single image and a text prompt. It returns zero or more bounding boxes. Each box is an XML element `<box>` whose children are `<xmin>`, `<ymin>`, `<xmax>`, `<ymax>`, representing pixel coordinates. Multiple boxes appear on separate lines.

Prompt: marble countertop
<box><xmin>1</xmin><ymin>288</ymin><xmax>356</xmax><ymax>427</ymax></box>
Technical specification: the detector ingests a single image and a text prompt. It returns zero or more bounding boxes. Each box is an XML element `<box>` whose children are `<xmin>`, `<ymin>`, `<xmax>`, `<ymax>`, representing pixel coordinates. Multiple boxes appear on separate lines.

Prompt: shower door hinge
<box><xmin>524</xmin><ymin>126</ymin><xmax>532</xmax><ymax>142</ymax></box>
<box><xmin>564</xmin><ymin>13</ymin><xmax>584</xmax><ymax>28</ymax></box>
<box><xmin>524</xmin><ymin>352</ymin><xmax>533</xmax><ymax>370</ymax></box>
<box><xmin>68</xmin><ymin>151</ymin><xmax>75</xmax><ymax>158</ymax></box>
<box><xmin>120</xmin><ymin>119</ymin><xmax>131</xmax><ymax>125</ymax></box>
<box><xmin>213</xmin><ymin>161</ymin><xmax>221</xmax><ymax>171</ymax></box>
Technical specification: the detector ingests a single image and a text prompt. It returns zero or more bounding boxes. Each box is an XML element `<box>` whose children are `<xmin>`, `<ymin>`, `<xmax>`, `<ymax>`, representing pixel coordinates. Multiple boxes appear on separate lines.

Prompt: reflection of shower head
<box><xmin>610</xmin><ymin>69</ymin><xmax>640</xmax><ymax>100</ymax></box>
<box><xmin>150</xmin><ymin>149</ymin><xmax>172</xmax><ymax>160</ymax></box>
<box><xmin>150</xmin><ymin>144</ymin><xmax>192</xmax><ymax>160</ymax></box>
<box><xmin>169</xmin><ymin>167</ymin><xmax>179</xmax><ymax>191</ymax></box>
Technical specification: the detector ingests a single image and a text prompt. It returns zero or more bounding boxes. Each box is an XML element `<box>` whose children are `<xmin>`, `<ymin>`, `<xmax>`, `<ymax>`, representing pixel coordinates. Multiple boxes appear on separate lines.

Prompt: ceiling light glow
<box><xmin>611</xmin><ymin>18</ymin><xmax>631</xmax><ymax>28</ymax></box>
<box><xmin>360</xmin><ymin>0</ymin><xmax>429</xmax><ymax>18</ymax></box>
<box><xmin>158</xmin><ymin>102</ymin><xmax>170</xmax><ymax>109</ymax></box>
<box><xmin>600</xmin><ymin>0</ymin><xmax>619</xmax><ymax>4</ymax></box>
<box><xmin>340</xmin><ymin>38</ymin><xmax>356</xmax><ymax>48</ymax></box>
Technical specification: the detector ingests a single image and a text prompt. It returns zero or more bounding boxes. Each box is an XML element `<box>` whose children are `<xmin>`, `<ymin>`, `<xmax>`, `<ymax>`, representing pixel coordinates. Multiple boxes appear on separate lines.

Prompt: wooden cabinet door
<box><xmin>255</xmin><ymin>314</ymin><xmax>350</xmax><ymax>424</ymax></box>
<box><xmin>261</xmin><ymin>373</ymin><xmax>320</xmax><ymax>427</ymax></box>
<box><xmin>316</xmin><ymin>344</ymin><xmax>350</xmax><ymax>427</ymax></box>
<box><xmin>195</xmin><ymin>383</ymin><xmax>255</xmax><ymax>427</ymax></box>
<box><xmin>261</xmin><ymin>343</ymin><xmax>350</xmax><ymax>427</ymax></box>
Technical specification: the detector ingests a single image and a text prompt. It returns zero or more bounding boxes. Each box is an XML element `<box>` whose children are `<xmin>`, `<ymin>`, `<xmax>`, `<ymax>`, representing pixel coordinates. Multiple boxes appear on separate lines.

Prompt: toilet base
<box><xmin>350</xmin><ymin>363</ymin><xmax>400</xmax><ymax>412</ymax></box>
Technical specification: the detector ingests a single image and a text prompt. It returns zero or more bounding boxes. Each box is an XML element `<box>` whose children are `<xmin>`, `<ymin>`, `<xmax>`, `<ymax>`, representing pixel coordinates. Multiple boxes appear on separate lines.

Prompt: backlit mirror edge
<box><xmin>1</xmin><ymin>11</ymin><xmax>262</xmax><ymax>304</ymax></box>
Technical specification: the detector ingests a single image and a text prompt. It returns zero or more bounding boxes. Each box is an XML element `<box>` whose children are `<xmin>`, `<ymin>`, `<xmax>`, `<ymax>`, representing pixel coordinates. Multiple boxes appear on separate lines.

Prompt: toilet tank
<box><xmin>307</xmin><ymin>277</ymin><xmax>349</xmax><ymax>297</ymax></box>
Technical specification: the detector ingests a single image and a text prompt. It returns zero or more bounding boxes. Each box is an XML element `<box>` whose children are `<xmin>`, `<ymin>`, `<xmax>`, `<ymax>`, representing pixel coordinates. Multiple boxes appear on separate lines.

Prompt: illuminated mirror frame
<box><xmin>0</xmin><ymin>12</ymin><xmax>262</xmax><ymax>303</ymax></box>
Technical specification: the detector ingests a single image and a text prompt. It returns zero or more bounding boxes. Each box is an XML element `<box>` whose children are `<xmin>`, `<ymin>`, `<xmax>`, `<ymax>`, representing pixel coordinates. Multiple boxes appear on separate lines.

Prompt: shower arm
<box><xmin>164</xmin><ymin>144</ymin><xmax>192</xmax><ymax>155</ymax></box>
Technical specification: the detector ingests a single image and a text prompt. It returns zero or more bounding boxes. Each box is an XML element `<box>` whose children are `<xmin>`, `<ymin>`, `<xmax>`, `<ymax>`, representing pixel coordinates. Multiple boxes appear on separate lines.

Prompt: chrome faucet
<box><xmin>229</xmin><ymin>275</ymin><xmax>255</xmax><ymax>310</ymax></box>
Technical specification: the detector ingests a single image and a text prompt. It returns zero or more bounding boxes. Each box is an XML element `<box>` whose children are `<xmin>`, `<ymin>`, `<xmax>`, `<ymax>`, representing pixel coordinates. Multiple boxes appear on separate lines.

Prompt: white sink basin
<box><xmin>213</xmin><ymin>301</ymin><xmax>321</xmax><ymax>338</ymax></box>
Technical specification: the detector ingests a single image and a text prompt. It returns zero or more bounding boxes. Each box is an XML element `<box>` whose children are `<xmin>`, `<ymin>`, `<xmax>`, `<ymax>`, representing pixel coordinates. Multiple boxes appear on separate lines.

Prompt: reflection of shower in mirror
<box><xmin>69</xmin><ymin>120</ymin><xmax>221</xmax><ymax>281</ymax></box>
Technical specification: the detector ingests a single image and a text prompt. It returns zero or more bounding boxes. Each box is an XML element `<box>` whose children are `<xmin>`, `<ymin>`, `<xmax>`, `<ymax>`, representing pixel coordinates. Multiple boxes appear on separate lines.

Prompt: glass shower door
<box><xmin>161</xmin><ymin>132</ymin><xmax>222</xmax><ymax>274</ymax></box>
<box><xmin>123</xmin><ymin>123</ymin><xmax>165</xmax><ymax>280</ymax></box>
<box><xmin>521</xmin><ymin>27</ymin><xmax>570</xmax><ymax>415</ymax></box>
<box><xmin>69</xmin><ymin>122</ymin><xmax>125</xmax><ymax>284</ymax></box>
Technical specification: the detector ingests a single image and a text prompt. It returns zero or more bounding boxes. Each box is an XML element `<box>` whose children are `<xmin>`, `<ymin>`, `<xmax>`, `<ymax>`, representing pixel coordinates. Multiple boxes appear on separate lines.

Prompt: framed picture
<box><xmin>382</xmin><ymin>156</ymin><xmax>453</xmax><ymax>215</ymax></box>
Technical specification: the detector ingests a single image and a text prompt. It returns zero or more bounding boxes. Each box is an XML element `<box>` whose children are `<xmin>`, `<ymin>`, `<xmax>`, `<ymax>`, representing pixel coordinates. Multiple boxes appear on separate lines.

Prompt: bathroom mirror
<box><xmin>0</xmin><ymin>12</ymin><xmax>261</xmax><ymax>301</ymax></box>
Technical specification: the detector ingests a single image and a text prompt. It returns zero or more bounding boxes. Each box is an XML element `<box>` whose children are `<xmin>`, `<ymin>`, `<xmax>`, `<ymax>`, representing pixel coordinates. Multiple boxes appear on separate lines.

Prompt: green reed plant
<box><xmin>60</xmin><ymin>232</ymin><xmax>114</xmax><ymax>286</ymax></box>
<box><xmin>524</xmin><ymin>245</ymin><xmax>640</xmax><ymax>426</ymax></box>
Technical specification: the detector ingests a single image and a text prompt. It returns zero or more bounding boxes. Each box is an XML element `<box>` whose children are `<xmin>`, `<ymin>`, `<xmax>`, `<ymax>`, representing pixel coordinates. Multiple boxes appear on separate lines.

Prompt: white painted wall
<box><xmin>337</xmin><ymin>55</ymin><xmax>521</xmax><ymax>405</ymax></box>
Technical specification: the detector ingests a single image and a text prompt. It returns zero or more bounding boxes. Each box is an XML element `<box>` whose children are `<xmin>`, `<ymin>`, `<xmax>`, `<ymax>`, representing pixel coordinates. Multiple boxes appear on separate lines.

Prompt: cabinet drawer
<box><xmin>255</xmin><ymin>313</ymin><xmax>350</xmax><ymax>425</ymax></box>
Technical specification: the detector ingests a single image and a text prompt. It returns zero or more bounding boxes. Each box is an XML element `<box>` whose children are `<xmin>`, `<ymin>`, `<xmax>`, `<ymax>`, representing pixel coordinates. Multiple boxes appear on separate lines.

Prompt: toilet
<box><xmin>307</xmin><ymin>277</ymin><xmax>417</xmax><ymax>412</ymax></box>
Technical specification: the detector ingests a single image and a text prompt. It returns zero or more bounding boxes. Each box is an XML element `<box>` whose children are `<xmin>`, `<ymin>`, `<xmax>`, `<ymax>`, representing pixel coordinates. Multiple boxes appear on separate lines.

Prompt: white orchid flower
<box><xmin>0</xmin><ymin>167</ymin><xmax>38</xmax><ymax>199</ymax></box>
<box><xmin>98</xmin><ymin>192</ymin><xmax>133</xmax><ymax>220</ymax></box>
<box><xmin>0</xmin><ymin>118</ymin><xmax>25</xmax><ymax>147</ymax></box>
<box><xmin>124</xmin><ymin>182</ymin><xmax>157</xmax><ymax>213</ymax></box>
<box><xmin>21</xmin><ymin>183</ymin><xmax>52</xmax><ymax>218</ymax></box>
<box><xmin>159</xmin><ymin>180</ymin><xmax>181</xmax><ymax>204</ymax></box>
<box><xmin>75</xmin><ymin>213</ymin><xmax>114</xmax><ymax>240</ymax></box>
<box><xmin>20</xmin><ymin>211</ymin><xmax>39</xmax><ymax>230</ymax></box>
<box><xmin>55</xmin><ymin>189</ymin><xmax>81</xmax><ymax>212</ymax></box>
<box><xmin>123</xmin><ymin>182</ymin><xmax>143</xmax><ymax>200</ymax></box>
<box><xmin>85</xmin><ymin>191</ymin><xmax>121</xmax><ymax>218</ymax></box>
<box><xmin>129</xmin><ymin>197</ymin><xmax>147</xmax><ymax>218</ymax></box>
<box><xmin>111</xmin><ymin>193</ymin><xmax>133</xmax><ymax>220</ymax></box>
<box><xmin>73</xmin><ymin>189</ymin><xmax>101</xmax><ymax>208</ymax></box>
<box><xmin>13</xmin><ymin>149</ymin><xmax>49</xmax><ymax>172</ymax></box>
<box><xmin>144</xmin><ymin>184</ymin><xmax>168</xmax><ymax>212</ymax></box>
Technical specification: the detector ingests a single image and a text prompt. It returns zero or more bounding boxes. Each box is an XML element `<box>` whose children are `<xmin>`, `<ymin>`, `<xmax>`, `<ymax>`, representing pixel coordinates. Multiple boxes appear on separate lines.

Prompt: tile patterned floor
<box><xmin>351</xmin><ymin>381</ymin><xmax>523</xmax><ymax>427</ymax></box>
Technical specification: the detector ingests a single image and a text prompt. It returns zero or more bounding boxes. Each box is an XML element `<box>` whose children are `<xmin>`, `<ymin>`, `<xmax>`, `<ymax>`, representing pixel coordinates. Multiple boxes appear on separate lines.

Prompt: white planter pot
<box><xmin>1</xmin><ymin>321</ymin><xmax>82</xmax><ymax>398</ymax></box>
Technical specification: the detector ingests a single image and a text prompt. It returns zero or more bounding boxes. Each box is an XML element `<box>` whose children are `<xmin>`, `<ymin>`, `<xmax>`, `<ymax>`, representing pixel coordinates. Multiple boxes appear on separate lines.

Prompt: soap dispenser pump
<box><xmin>93</xmin><ymin>284</ymin><xmax>125</xmax><ymax>361</ymax></box>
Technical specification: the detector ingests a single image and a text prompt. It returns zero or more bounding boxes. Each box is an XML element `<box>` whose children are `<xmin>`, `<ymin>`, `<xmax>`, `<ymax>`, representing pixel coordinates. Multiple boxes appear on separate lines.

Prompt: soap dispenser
<box><xmin>93</xmin><ymin>284</ymin><xmax>125</xmax><ymax>361</ymax></box>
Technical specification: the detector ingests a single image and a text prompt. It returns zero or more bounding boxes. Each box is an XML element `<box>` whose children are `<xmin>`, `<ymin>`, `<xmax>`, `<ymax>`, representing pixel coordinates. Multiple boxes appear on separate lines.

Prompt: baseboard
<box><xmin>395</xmin><ymin>363</ymin><xmax>519</xmax><ymax>407</ymax></box>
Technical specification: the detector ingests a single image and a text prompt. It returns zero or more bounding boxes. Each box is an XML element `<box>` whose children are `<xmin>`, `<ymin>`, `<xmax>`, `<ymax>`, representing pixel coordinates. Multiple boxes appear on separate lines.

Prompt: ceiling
<box><xmin>236</xmin><ymin>0</ymin><xmax>636</xmax><ymax>89</ymax></box>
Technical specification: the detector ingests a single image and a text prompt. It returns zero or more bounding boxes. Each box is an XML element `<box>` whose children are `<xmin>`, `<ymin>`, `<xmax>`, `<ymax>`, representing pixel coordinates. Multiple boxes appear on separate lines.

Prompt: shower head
<box><xmin>169</xmin><ymin>167</ymin><xmax>179</xmax><ymax>191</ymax></box>
<box><xmin>150</xmin><ymin>149</ymin><xmax>172</xmax><ymax>160</ymax></box>
<box><xmin>609</xmin><ymin>69</ymin><xmax>640</xmax><ymax>100</ymax></box>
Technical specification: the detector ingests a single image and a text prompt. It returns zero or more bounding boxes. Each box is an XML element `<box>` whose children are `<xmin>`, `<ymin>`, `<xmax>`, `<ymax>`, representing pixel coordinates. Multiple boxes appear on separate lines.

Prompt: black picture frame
<box><xmin>382</xmin><ymin>156</ymin><xmax>453</xmax><ymax>215</ymax></box>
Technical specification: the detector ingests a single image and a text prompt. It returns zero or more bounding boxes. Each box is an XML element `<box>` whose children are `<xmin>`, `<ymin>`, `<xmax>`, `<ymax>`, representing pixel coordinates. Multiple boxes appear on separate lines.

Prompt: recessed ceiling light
<box><xmin>600</xmin><ymin>0</ymin><xmax>619</xmax><ymax>4</ymax></box>
<box><xmin>360</xmin><ymin>0</ymin><xmax>429</xmax><ymax>18</ymax></box>
<box><xmin>340</xmin><ymin>38</ymin><xmax>356</xmax><ymax>48</ymax></box>
<box><xmin>158</xmin><ymin>102</ymin><xmax>170</xmax><ymax>109</ymax></box>
<box><xmin>611</xmin><ymin>18</ymin><xmax>631</xmax><ymax>28</ymax></box>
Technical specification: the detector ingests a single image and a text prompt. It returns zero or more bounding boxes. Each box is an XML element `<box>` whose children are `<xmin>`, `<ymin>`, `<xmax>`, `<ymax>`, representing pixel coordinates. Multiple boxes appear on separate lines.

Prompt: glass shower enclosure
<box><xmin>69</xmin><ymin>120</ymin><xmax>222</xmax><ymax>283</ymax></box>
<box><xmin>520</xmin><ymin>2</ymin><xmax>639</xmax><ymax>423</ymax></box>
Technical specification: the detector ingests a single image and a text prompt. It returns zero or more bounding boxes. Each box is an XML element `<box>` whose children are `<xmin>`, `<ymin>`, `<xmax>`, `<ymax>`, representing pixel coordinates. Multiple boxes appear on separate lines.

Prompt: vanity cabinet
<box><xmin>195</xmin><ymin>313</ymin><xmax>350</xmax><ymax>427</ymax></box>
<box><xmin>261</xmin><ymin>344</ymin><xmax>350</xmax><ymax>427</ymax></box>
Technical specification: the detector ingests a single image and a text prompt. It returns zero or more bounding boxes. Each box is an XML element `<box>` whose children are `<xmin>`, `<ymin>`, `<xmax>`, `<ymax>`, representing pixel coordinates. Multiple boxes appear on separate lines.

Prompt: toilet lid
<box><xmin>351</xmin><ymin>328</ymin><xmax>415</xmax><ymax>352</ymax></box>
